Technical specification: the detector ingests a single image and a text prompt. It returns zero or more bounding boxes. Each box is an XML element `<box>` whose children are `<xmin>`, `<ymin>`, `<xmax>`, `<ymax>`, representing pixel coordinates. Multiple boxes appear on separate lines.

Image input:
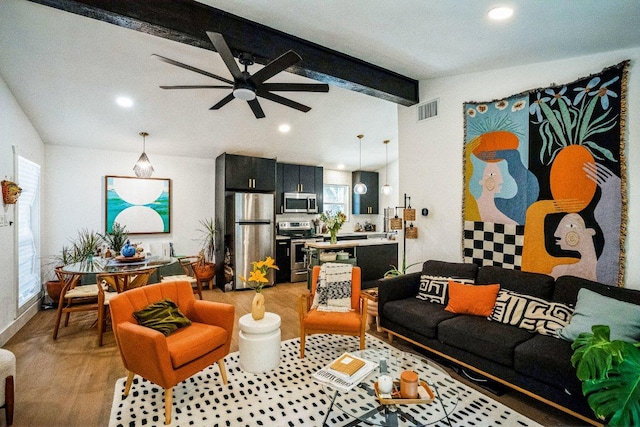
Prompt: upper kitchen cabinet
<box><xmin>352</xmin><ymin>171</ymin><xmax>379</xmax><ymax>214</ymax></box>
<box><xmin>276</xmin><ymin>162</ymin><xmax>323</xmax><ymax>213</ymax></box>
<box><xmin>217</xmin><ymin>153</ymin><xmax>276</xmax><ymax>192</ymax></box>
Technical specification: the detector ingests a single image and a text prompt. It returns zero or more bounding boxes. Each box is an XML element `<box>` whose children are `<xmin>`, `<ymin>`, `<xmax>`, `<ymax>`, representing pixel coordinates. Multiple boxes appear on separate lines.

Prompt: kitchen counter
<box><xmin>305</xmin><ymin>238</ymin><xmax>396</xmax><ymax>249</ymax></box>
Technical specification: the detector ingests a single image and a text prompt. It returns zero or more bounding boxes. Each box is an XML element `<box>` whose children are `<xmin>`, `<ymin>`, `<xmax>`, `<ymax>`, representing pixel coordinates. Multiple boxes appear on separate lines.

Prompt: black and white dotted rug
<box><xmin>109</xmin><ymin>334</ymin><xmax>542</xmax><ymax>426</ymax></box>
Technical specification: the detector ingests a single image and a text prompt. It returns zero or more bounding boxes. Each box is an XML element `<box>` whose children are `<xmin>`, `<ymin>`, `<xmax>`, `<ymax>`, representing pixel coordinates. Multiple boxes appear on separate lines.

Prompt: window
<box><xmin>17</xmin><ymin>155</ymin><xmax>41</xmax><ymax>311</ymax></box>
<box><xmin>323</xmin><ymin>184</ymin><xmax>350</xmax><ymax>219</ymax></box>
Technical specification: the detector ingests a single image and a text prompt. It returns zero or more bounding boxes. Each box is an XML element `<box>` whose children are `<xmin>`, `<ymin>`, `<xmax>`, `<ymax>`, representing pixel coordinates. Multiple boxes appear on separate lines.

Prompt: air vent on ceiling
<box><xmin>417</xmin><ymin>98</ymin><xmax>439</xmax><ymax>122</ymax></box>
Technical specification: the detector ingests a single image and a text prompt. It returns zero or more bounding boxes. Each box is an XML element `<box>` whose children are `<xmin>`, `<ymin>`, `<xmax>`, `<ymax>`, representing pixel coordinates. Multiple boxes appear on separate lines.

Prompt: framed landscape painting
<box><xmin>105</xmin><ymin>176</ymin><xmax>171</xmax><ymax>234</ymax></box>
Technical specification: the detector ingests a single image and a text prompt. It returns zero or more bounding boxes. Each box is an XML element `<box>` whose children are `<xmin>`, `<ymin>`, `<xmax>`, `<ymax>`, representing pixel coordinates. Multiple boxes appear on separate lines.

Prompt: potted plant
<box><xmin>238</xmin><ymin>256</ymin><xmax>279</xmax><ymax>320</ymax></box>
<box><xmin>192</xmin><ymin>218</ymin><xmax>216</xmax><ymax>287</ymax></box>
<box><xmin>98</xmin><ymin>222</ymin><xmax>129</xmax><ymax>256</ymax></box>
<box><xmin>571</xmin><ymin>324</ymin><xmax>640</xmax><ymax>426</ymax></box>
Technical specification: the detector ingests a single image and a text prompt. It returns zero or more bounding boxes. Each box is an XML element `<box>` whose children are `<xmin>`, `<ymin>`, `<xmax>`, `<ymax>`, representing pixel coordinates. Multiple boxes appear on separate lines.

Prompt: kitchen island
<box><xmin>305</xmin><ymin>238</ymin><xmax>398</xmax><ymax>287</ymax></box>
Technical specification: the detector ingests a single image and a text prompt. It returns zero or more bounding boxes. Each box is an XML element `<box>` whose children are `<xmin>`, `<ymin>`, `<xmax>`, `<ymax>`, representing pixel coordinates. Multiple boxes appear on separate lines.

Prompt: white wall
<box><xmin>43</xmin><ymin>146</ymin><xmax>215</xmax><ymax>271</ymax></box>
<box><xmin>398</xmin><ymin>48</ymin><xmax>640</xmax><ymax>289</ymax></box>
<box><xmin>0</xmin><ymin>75</ymin><xmax>45</xmax><ymax>345</ymax></box>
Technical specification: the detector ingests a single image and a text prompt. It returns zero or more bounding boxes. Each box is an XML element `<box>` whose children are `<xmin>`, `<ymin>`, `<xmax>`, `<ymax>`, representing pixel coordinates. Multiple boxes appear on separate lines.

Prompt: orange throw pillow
<box><xmin>444</xmin><ymin>280</ymin><xmax>500</xmax><ymax>317</ymax></box>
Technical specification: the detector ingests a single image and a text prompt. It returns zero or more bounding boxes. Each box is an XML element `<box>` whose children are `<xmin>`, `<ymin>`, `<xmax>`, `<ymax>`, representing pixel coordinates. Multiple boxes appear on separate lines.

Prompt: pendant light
<box><xmin>133</xmin><ymin>131</ymin><xmax>154</xmax><ymax>178</ymax></box>
<box><xmin>380</xmin><ymin>139</ymin><xmax>392</xmax><ymax>195</ymax></box>
<box><xmin>353</xmin><ymin>134</ymin><xmax>367</xmax><ymax>194</ymax></box>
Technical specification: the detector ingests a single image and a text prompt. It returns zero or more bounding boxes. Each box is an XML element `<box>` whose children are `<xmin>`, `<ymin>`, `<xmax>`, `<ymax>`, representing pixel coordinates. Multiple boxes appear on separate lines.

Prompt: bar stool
<box><xmin>0</xmin><ymin>348</ymin><xmax>15</xmax><ymax>426</ymax></box>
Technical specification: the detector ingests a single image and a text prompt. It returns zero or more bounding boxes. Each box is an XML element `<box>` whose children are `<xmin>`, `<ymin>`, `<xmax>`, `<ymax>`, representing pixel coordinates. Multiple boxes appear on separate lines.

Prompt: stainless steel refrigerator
<box><xmin>228</xmin><ymin>192</ymin><xmax>275</xmax><ymax>290</ymax></box>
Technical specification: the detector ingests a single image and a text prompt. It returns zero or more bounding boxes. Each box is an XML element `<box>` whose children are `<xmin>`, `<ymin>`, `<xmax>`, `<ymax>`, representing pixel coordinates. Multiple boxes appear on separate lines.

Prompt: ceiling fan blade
<box><xmin>250</xmin><ymin>50</ymin><xmax>302</xmax><ymax>85</ymax></box>
<box><xmin>206</xmin><ymin>32</ymin><xmax>243</xmax><ymax>81</ymax></box>
<box><xmin>261</xmin><ymin>83</ymin><xmax>329</xmax><ymax>92</ymax></box>
<box><xmin>160</xmin><ymin>85</ymin><xmax>232</xmax><ymax>89</ymax></box>
<box><xmin>248</xmin><ymin>99</ymin><xmax>266</xmax><ymax>119</ymax></box>
<box><xmin>210</xmin><ymin>93</ymin><xmax>235</xmax><ymax>110</ymax></box>
<box><xmin>153</xmin><ymin>54</ymin><xmax>233</xmax><ymax>85</ymax></box>
<box><xmin>257</xmin><ymin>90</ymin><xmax>311</xmax><ymax>113</ymax></box>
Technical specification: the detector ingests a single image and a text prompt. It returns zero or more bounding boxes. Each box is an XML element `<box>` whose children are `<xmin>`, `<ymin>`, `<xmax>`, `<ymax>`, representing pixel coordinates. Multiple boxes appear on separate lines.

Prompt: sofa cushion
<box><xmin>166</xmin><ymin>322</ymin><xmax>228</xmax><ymax>368</ymax></box>
<box><xmin>477</xmin><ymin>266</ymin><xmax>554</xmax><ymax>300</ymax></box>
<box><xmin>422</xmin><ymin>260</ymin><xmax>478</xmax><ymax>280</ymax></box>
<box><xmin>514</xmin><ymin>334</ymin><xmax>582</xmax><ymax>395</ymax></box>
<box><xmin>416</xmin><ymin>275</ymin><xmax>474</xmax><ymax>304</ymax></box>
<box><xmin>558</xmin><ymin>288</ymin><xmax>640</xmax><ymax>342</ymax></box>
<box><xmin>445</xmin><ymin>281</ymin><xmax>500</xmax><ymax>317</ymax></box>
<box><xmin>438</xmin><ymin>315</ymin><xmax>533</xmax><ymax>366</ymax></box>
<box><xmin>383</xmin><ymin>299</ymin><xmax>457</xmax><ymax>339</ymax></box>
<box><xmin>489</xmin><ymin>289</ymin><xmax>573</xmax><ymax>337</ymax></box>
<box><xmin>553</xmin><ymin>275</ymin><xmax>640</xmax><ymax>306</ymax></box>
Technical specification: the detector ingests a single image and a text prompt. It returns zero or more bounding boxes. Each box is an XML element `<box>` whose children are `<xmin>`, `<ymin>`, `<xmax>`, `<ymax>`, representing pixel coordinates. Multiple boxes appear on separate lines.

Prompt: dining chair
<box><xmin>298</xmin><ymin>265</ymin><xmax>367</xmax><ymax>358</ymax></box>
<box><xmin>161</xmin><ymin>256</ymin><xmax>202</xmax><ymax>299</ymax></box>
<box><xmin>109</xmin><ymin>280</ymin><xmax>234</xmax><ymax>425</ymax></box>
<box><xmin>52</xmin><ymin>267</ymin><xmax>100</xmax><ymax>340</ymax></box>
<box><xmin>96</xmin><ymin>269</ymin><xmax>156</xmax><ymax>346</ymax></box>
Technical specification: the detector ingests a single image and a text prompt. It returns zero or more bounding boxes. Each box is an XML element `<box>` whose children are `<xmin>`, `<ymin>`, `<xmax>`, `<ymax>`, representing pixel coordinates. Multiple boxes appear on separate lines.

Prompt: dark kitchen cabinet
<box><xmin>218</xmin><ymin>153</ymin><xmax>276</xmax><ymax>192</ymax></box>
<box><xmin>352</xmin><ymin>171</ymin><xmax>379</xmax><ymax>214</ymax></box>
<box><xmin>276</xmin><ymin>162</ymin><xmax>323</xmax><ymax>213</ymax></box>
<box><xmin>275</xmin><ymin>238</ymin><xmax>291</xmax><ymax>283</ymax></box>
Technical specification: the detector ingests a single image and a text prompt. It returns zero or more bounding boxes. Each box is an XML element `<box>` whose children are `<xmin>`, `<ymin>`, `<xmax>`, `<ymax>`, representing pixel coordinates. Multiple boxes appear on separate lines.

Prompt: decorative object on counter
<box><xmin>133</xmin><ymin>131</ymin><xmax>154</xmax><ymax>178</ymax></box>
<box><xmin>1</xmin><ymin>179</ymin><xmax>21</xmax><ymax>205</ymax></box>
<box><xmin>353</xmin><ymin>134</ymin><xmax>367</xmax><ymax>195</ymax></box>
<box><xmin>381</xmin><ymin>139</ymin><xmax>392</xmax><ymax>196</ymax></box>
<box><xmin>239</xmin><ymin>256</ymin><xmax>279</xmax><ymax>320</ymax></box>
<box><xmin>364</xmin><ymin>222</ymin><xmax>376</xmax><ymax>232</ymax></box>
<box><xmin>320</xmin><ymin>210</ymin><xmax>347</xmax><ymax>244</ymax></box>
<box><xmin>120</xmin><ymin>240</ymin><xmax>136</xmax><ymax>257</ymax></box>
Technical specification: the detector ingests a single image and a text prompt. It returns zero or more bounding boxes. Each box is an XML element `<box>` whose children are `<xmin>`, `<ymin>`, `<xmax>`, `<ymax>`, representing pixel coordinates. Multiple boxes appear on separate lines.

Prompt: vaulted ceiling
<box><xmin>1</xmin><ymin>0</ymin><xmax>639</xmax><ymax>171</ymax></box>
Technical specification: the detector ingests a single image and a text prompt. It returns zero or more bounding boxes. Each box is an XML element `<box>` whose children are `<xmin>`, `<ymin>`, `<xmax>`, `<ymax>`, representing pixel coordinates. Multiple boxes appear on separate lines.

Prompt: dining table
<box><xmin>60</xmin><ymin>255</ymin><xmax>178</xmax><ymax>284</ymax></box>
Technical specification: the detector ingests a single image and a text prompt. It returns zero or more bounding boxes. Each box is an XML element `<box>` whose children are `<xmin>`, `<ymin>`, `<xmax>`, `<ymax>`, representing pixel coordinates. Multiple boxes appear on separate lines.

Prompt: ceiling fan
<box><xmin>153</xmin><ymin>32</ymin><xmax>330</xmax><ymax>119</ymax></box>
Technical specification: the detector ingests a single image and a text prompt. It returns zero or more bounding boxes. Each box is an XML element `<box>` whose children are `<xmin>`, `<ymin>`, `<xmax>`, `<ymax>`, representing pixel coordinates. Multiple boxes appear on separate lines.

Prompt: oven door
<box><xmin>291</xmin><ymin>239</ymin><xmax>308</xmax><ymax>271</ymax></box>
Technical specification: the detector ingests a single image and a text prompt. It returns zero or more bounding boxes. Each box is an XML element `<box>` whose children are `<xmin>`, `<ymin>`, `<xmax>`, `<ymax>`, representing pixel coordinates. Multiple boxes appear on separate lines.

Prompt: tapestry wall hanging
<box><xmin>463</xmin><ymin>61</ymin><xmax>628</xmax><ymax>287</ymax></box>
<box><xmin>105</xmin><ymin>176</ymin><xmax>171</xmax><ymax>234</ymax></box>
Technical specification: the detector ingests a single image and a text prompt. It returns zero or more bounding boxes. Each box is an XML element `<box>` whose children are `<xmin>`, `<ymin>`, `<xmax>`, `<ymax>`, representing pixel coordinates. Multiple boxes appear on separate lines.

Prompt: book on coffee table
<box><xmin>313</xmin><ymin>352</ymin><xmax>377</xmax><ymax>391</ymax></box>
<box><xmin>330</xmin><ymin>353</ymin><xmax>366</xmax><ymax>376</ymax></box>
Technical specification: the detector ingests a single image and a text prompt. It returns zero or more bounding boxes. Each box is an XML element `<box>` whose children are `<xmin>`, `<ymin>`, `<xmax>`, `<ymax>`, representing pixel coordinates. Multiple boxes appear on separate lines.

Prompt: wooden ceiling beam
<box><xmin>28</xmin><ymin>0</ymin><xmax>419</xmax><ymax>106</ymax></box>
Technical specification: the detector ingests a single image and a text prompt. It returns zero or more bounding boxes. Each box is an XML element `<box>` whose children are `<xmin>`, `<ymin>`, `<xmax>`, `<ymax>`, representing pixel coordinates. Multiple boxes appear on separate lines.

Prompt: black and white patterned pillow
<box><xmin>416</xmin><ymin>275</ymin><xmax>474</xmax><ymax>304</ymax></box>
<box><xmin>317</xmin><ymin>280</ymin><xmax>351</xmax><ymax>305</ymax></box>
<box><xmin>488</xmin><ymin>289</ymin><xmax>573</xmax><ymax>337</ymax></box>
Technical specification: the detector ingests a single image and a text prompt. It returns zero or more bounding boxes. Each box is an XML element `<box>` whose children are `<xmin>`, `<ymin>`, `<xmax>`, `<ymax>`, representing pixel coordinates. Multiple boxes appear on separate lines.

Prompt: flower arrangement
<box><xmin>238</xmin><ymin>256</ymin><xmax>279</xmax><ymax>293</ymax></box>
<box><xmin>320</xmin><ymin>210</ymin><xmax>347</xmax><ymax>244</ymax></box>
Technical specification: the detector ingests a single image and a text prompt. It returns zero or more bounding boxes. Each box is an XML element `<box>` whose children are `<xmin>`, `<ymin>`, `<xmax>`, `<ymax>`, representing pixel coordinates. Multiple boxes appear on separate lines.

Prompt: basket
<box><xmin>320</xmin><ymin>252</ymin><xmax>337</xmax><ymax>261</ymax></box>
<box><xmin>389</xmin><ymin>217</ymin><xmax>403</xmax><ymax>230</ymax></box>
<box><xmin>405</xmin><ymin>224</ymin><xmax>418</xmax><ymax>239</ymax></box>
<box><xmin>403</xmin><ymin>208</ymin><xmax>416</xmax><ymax>221</ymax></box>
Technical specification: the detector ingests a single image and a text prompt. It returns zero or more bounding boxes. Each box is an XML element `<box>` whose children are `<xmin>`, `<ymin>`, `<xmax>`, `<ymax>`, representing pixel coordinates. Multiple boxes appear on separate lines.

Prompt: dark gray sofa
<box><xmin>377</xmin><ymin>260</ymin><xmax>640</xmax><ymax>425</ymax></box>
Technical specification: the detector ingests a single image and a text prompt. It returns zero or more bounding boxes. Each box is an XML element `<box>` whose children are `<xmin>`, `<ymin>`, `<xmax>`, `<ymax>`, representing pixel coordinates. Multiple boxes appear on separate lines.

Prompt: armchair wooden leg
<box><xmin>300</xmin><ymin>333</ymin><xmax>306</xmax><ymax>358</ymax></box>
<box><xmin>97</xmin><ymin>305</ymin><xmax>104</xmax><ymax>347</ymax></box>
<box><xmin>164</xmin><ymin>387</ymin><xmax>173</xmax><ymax>425</ymax></box>
<box><xmin>5</xmin><ymin>375</ymin><xmax>13</xmax><ymax>426</ymax></box>
<box><xmin>52</xmin><ymin>303</ymin><xmax>64</xmax><ymax>340</ymax></box>
<box><xmin>123</xmin><ymin>371</ymin><xmax>135</xmax><ymax>396</ymax></box>
<box><xmin>360</xmin><ymin>333</ymin><xmax>365</xmax><ymax>350</ymax></box>
<box><xmin>217</xmin><ymin>360</ymin><xmax>228</xmax><ymax>385</ymax></box>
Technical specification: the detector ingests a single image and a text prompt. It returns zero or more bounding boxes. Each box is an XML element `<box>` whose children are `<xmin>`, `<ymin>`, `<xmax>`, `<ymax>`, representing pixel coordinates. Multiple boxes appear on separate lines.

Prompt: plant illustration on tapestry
<box><xmin>463</xmin><ymin>61</ymin><xmax>627</xmax><ymax>286</ymax></box>
<box><xmin>105</xmin><ymin>176</ymin><xmax>171</xmax><ymax>234</ymax></box>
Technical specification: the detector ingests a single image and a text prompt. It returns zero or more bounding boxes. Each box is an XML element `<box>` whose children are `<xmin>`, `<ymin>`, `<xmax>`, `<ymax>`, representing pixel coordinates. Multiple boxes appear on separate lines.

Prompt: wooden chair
<box><xmin>161</xmin><ymin>256</ymin><xmax>202</xmax><ymax>299</ymax></box>
<box><xmin>0</xmin><ymin>349</ymin><xmax>15</xmax><ymax>426</ymax></box>
<box><xmin>298</xmin><ymin>265</ymin><xmax>367</xmax><ymax>358</ymax></box>
<box><xmin>96</xmin><ymin>269</ymin><xmax>155</xmax><ymax>346</ymax></box>
<box><xmin>52</xmin><ymin>268</ymin><xmax>100</xmax><ymax>340</ymax></box>
<box><xmin>109</xmin><ymin>281</ymin><xmax>234</xmax><ymax>425</ymax></box>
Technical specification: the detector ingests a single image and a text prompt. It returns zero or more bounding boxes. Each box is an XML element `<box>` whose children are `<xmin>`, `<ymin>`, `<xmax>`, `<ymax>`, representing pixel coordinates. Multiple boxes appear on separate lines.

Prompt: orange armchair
<box><xmin>109</xmin><ymin>281</ymin><xmax>234</xmax><ymax>425</ymax></box>
<box><xmin>299</xmin><ymin>265</ymin><xmax>367</xmax><ymax>358</ymax></box>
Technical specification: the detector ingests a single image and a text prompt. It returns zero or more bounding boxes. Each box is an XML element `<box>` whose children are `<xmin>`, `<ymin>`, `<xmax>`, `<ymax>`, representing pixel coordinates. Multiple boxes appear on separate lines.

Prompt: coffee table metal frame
<box><xmin>321</xmin><ymin>349</ymin><xmax>459</xmax><ymax>426</ymax></box>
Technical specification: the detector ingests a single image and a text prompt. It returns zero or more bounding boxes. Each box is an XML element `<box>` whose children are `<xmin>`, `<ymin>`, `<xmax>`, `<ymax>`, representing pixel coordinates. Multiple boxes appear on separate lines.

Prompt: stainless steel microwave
<box><xmin>283</xmin><ymin>192</ymin><xmax>318</xmax><ymax>213</ymax></box>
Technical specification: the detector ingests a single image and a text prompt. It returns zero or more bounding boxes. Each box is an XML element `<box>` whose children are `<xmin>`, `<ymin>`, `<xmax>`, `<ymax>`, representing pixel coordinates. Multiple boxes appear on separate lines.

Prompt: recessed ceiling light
<box><xmin>487</xmin><ymin>6</ymin><xmax>514</xmax><ymax>20</ymax></box>
<box><xmin>278</xmin><ymin>123</ymin><xmax>291</xmax><ymax>133</ymax></box>
<box><xmin>337</xmin><ymin>164</ymin><xmax>345</xmax><ymax>170</ymax></box>
<box><xmin>116</xmin><ymin>96</ymin><xmax>134</xmax><ymax>108</ymax></box>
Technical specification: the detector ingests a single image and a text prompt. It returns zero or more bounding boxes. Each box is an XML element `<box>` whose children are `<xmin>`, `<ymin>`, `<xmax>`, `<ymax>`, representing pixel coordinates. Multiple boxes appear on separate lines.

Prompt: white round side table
<box><xmin>238</xmin><ymin>312</ymin><xmax>281</xmax><ymax>373</ymax></box>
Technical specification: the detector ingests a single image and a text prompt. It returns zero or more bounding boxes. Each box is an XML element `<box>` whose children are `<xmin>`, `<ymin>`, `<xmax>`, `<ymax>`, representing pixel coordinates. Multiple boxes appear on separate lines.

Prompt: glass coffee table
<box><xmin>321</xmin><ymin>349</ymin><xmax>460</xmax><ymax>426</ymax></box>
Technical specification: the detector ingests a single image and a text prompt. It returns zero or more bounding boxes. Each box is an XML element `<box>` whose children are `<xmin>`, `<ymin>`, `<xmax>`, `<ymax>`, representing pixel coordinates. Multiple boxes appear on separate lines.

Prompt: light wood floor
<box><xmin>2</xmin><ymin>282</ymin><xmax>585</xmax><ymax>427</ymax></box>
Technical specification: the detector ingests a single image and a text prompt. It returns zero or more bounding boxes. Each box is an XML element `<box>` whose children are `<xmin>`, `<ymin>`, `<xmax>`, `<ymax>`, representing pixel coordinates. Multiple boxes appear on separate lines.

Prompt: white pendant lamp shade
<box><xmin>354</xmin><ymin>134</ymin><xmax>367</xmax><ymax>194</ymax></box>
<box><xmin>381</xmin><ymin>139</ymin><xmax>392</xmax><ymax>195</ymax></box>
<box><xmin>133</xmin><ymin>131</ymin><xmax>154</xmax><ymax>178</ymax></box>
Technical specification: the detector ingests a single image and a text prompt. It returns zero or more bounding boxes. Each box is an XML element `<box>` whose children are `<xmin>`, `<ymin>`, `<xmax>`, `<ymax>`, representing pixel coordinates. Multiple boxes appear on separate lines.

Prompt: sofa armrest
<box><xmin>378</xmin><ymin>271</ymin><xmax>422</xmax><ymax>312</ymax></box>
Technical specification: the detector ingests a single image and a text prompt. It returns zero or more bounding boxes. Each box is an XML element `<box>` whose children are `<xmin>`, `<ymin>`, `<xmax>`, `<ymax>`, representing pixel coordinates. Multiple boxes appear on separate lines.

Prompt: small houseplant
<box><xmin>98</xmin><ymin>222</ymin><xmax>129</xmax><ymax>256</ymax></box>
<box><xmin>238</xmin><ymin>256</ymin><xmax>279</xmax><ymax>320</ymax></box>
<box><xmin>320</xmin><ymin>210</ymin><xmax>346</xmax><ymax>244</ymax></box>
<box><xmin>571</xmin><ymin>324</ymin><xmax>640</xmax><ymax>426</ymax></box>
<box><xmin>192</xmin><ymin>218</ymin><xmax>216</xmax><ymax>288</ymax></box>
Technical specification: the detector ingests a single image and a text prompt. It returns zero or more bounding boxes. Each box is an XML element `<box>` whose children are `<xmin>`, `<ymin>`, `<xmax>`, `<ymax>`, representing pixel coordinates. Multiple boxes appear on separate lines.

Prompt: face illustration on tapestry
<box><xmin>462</xmin><ymin>61</ymin><xmax>627</xmax><ymax>287</ymax></box>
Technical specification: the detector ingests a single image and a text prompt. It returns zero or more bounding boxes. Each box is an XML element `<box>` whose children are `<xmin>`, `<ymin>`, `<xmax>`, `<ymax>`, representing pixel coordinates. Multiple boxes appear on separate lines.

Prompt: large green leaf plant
<box><xmin>571</xmin><ymin>325</ymin><xmax>640</xmax><ymax>426</ymax></box>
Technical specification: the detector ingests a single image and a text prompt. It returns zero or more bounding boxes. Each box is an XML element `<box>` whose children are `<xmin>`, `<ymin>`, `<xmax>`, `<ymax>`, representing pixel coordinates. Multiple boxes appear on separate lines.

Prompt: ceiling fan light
<box><xmin>381</xmin><ymin>184</ymin><xmax>392</xmax><ymax>195</ymax></box>
<box><xmin>354</xmin><ymin>182</ymin><xmax>367</xmax><ymax>194</ymax></box>
<box><xmin>233</xmin><ymin>87</ymin><xmax>256</xmax><ymax>101</ymax></box>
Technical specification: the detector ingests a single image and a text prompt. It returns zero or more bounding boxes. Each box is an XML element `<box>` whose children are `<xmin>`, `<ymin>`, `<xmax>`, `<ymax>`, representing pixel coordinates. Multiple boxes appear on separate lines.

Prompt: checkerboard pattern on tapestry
<box><xmin>463</xmin><ymin>221</ymin><xmax>524</xmax><ymax>269</ymax></box>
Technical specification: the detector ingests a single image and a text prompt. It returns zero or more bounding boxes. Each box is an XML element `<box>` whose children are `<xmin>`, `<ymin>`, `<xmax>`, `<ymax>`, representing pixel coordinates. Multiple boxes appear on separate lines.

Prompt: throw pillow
<box><xmin>417</xmin><ymin>275</ymin><xmax>474</xmax><ymax>304</ymax></box>
<box><xmin>444</xmin><ymin>281</ymin><xmax>500</xmax><ymax>317</ymax></box>
<box><xmin>557</xmin><ymin>288</ymin><xmax>640</xmax><ymax>342</ymax></box>
<box><xmin>489</xmin><ymin>289</ymin><xmax>573</xmax><ymax>337</ymax></box>
<box><xmin>133</xmin><ymin>298</ymin><xmax>191</xmax><ymax>336</ymax></box>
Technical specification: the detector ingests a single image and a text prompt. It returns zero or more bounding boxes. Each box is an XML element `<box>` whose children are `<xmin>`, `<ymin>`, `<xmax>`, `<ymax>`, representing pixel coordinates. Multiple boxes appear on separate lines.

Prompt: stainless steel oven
<box><xmin>290</xmin><ymin>237</ymin><xmax>323</xmax><ymax>282</ymax></box>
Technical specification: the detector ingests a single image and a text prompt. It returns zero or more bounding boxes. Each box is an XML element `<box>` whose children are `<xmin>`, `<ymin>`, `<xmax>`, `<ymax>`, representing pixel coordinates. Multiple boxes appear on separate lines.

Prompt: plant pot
<box><xmin>46</xmin><ymin>280</ymin><xmax>63</xmax><ymax>304</ymax></box>
<box><xmin>252</xmin><ymin>292</ymin><xmax>265</xmax><ymax>320</ymax></box>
